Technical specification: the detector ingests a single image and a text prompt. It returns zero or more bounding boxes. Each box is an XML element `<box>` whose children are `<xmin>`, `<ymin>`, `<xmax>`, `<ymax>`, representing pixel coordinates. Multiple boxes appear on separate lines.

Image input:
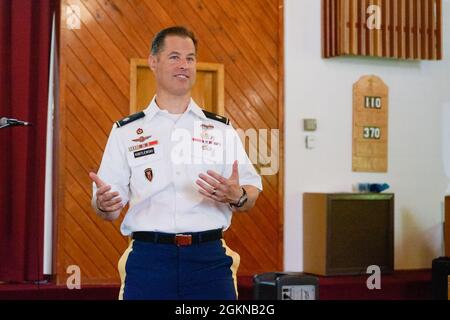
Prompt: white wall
<box><xmin>284</xmin><ymin>0</ymin><xmax>450</xmax><ymax>271</ymax></box>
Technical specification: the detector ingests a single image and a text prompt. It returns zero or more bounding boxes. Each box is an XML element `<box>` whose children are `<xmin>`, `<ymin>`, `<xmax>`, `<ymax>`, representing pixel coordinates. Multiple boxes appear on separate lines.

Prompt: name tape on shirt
<box><xmin>134</xmin><ymin>147</ymin><xmax>155</xmax><ymax>158</ymax></box>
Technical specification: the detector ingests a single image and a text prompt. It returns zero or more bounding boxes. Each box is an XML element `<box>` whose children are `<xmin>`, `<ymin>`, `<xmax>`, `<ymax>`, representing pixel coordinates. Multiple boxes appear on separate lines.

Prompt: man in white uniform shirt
<box><xmin>89</xmin><ymin>26</ymin><xmax>262</xmax><ymax>300</ymax></box>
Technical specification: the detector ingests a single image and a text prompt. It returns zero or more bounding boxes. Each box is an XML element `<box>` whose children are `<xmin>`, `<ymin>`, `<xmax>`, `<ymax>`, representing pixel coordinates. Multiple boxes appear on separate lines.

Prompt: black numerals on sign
<box><xmin>364</xmin><ymin>96</ymin><xmax>382</xmax><ymax>109</ymax></box>
<box><xmin>363</xmin><ymin>126</ymin><xmax>381</xmax><ymax>139</ymax></box>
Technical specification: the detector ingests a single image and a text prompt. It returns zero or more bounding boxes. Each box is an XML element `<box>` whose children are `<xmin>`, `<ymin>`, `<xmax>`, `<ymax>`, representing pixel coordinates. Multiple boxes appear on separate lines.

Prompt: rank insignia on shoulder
<box><xmin>115</xmin><ymin>111</ymin><xmax>145</xmax><ymax>128</ymax></box>
<box><xmin>202</xmin><ymin>110</ymin><xmax>230</xmax><ymax>125</ymax></box>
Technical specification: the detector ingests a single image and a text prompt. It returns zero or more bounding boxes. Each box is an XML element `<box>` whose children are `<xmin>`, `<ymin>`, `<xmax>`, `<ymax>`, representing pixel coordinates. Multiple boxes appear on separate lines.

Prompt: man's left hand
<box><xmin>196</xmin><ymin>160</ymin><xmax>242</xmax><ymax>204</ymax></box>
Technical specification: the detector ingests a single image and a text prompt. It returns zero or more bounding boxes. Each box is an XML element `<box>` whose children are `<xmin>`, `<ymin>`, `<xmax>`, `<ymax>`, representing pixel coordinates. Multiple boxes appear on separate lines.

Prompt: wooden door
<box><xmin>130</xmin><ymin>59</ymin><xmax>224</xmax><ymax>115</ymax></box>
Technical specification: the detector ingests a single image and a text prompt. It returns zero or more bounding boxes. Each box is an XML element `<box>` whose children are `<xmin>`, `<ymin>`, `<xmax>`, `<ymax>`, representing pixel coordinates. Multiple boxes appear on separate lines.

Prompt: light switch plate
<box><xmin>303</xmin><ymin>119</ymin><xmax>317</xmax><ymax>131</ymax></box>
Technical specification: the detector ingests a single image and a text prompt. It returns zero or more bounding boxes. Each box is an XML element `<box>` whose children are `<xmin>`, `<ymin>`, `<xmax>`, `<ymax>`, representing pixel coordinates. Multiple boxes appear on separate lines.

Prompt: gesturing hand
<box><xmin>196</xmin><ymin>160</ymin><xmax>243</xmax><ymax>204</ymax></box>
<box><xmin>89</xmin><ymin>172</ymin><xmax>124</xmax><ymax>213</ymax></box>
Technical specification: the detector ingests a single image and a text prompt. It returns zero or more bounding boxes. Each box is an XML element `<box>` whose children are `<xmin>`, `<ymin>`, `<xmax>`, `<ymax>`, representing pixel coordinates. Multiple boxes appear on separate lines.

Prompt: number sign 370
<box><xmin>363</xmin><ymin>126</ymin><xmax>381</xmax><ymax>139</ymax></box>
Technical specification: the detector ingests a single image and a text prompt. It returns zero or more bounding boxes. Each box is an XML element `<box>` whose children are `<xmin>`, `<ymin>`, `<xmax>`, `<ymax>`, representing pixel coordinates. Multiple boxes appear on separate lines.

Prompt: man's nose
<box><xmin>178</xmin><ymin>58</ymin><xmax>189</xmax><ymax>69</ymax></box>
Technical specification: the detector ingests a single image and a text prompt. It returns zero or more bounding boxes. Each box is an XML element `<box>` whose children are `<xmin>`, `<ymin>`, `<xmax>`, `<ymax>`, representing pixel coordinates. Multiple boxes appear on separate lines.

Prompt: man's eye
<box><xmin>169</xmin><ymin>56</ymin><xmax>179</xmax><ymax>60</ymax></box>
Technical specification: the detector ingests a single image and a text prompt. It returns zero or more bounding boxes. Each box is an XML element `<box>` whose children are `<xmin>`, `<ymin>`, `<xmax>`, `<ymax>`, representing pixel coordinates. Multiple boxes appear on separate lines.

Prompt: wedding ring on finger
<box><xmin>211</xmin><ymin>188</ymin><xmax>217</xmax><ymax>196</ymax></box>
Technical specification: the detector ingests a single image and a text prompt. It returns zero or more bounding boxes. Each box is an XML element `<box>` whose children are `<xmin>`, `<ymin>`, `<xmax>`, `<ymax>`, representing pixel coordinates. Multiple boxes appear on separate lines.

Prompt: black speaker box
<box><xmin>303</xmin><ymin>193</ymin><xmax>394</xmax><ymax>276</ymax></box>
<box><xmin>432</xmin><ymin>256</ymin><xmax>450</xmax><ymax>300</ymax></box>
<box><xmin>253</xmin><ymin>272</ymin><xmax>319</xmax><ymax>300</ymax></box>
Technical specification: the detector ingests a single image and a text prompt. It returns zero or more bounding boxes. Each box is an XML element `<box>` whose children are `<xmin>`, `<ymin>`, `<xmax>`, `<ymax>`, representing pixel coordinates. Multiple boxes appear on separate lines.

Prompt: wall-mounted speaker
<box><xmin>303</xmin><ymin>193</ymin><xmax>394</xmax><ymax>276</ymax></box>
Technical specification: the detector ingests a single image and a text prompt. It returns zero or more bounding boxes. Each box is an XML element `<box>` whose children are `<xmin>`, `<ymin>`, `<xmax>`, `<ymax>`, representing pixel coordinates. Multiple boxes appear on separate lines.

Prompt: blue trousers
<box><xmin>118</xmin><ymin>238</ymin><xmax>240</xmax><ymax>300</ymax></box>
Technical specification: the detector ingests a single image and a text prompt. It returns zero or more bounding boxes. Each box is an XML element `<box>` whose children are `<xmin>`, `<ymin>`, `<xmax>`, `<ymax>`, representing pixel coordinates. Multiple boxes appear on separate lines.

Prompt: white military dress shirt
<box><xmin>92</xmin><ymin>97</ymin><xmax>262</xmax><ymax>235</ymax></box>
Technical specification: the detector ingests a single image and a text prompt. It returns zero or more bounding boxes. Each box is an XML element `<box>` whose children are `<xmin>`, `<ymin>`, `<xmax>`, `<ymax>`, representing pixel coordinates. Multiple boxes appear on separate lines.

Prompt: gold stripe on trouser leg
<box><xmin>118</xmin><ymin>239</ymin><xmax>134</xmax><ymax>300</ymax></box>
<box><xmin>221</xmin><ymin>239</ymin><xmax>241</xmax><ymax>299</ymax></box>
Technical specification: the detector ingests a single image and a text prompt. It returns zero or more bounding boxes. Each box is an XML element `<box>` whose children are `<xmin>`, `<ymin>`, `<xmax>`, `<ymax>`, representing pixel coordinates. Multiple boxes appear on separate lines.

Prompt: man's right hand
<box><xmin>89</xmin><ymin>172</ymin><xmax>124</xmax><ymax>213</ymax></box>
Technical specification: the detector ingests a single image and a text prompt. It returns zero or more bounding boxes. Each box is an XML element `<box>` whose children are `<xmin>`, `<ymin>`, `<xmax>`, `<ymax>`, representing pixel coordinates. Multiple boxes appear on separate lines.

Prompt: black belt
<box><xmin>132</xmin><ymin>228</ymin><xmax>223</xmax><ymax>246</ymax></box>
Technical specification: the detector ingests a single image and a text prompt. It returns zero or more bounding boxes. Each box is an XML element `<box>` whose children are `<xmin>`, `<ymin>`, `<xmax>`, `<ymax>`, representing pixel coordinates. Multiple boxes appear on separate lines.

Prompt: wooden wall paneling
<box><xmin>66</xmin><ymin>35</ymin><xmax>128</xmax><ymax>114</ymax></box>
<box><xmin>377</xmin><ymin>0</ymin><xmax>383</xmax><ymax>57</ymax></box>
<box><xmin>186</xmin><ymin>14</ymin><xmax>277</xmax><ymax>128</ymax></box>
<box><xmin>365</xmin><ymin>0</ymin><xmax>372</xmax><ymax>56</ymax></box>
<box><xmin>206</xmin><ymin>1</ymin><xmax>278</xmax><ymax>95</ymax></box>
<box><xmin>65</xmin><ymin>70</ymin><xmax>114</xmax><ymax>135</ymax></box>
<box><xmin>422</xmin><ymin>0</ymin><xmax>428</xmax><ymax>59</ymax></box>
<box><xmin>397</xmin><ymin>0</ymin><xmax>403</xmax><ymax>58</ymax></box>
<box><xmin>412</xmin><ymin>0</ymin><xmax>418</xmax><ymax>59</ymax></box>
<box><xmin>58</xmin><ymin>0</ymin><xmax>284</xmax><ymax>284</ymax></box>
<box><xmin>233</xmin><ymin>1</ymin><xmax>278</xmax><ymax>56</ymax></box>
<box><xmin>213</xmin><ymin>0</ymin><xmax>279</xmax><ymax>121</ymax></box>
<box><xmin>64</xmin><ymin>161</ymin><xmax>124</xmax><ymax>244</ymax></box>
<box><xmin>64</xmin><ymin>226</ymin><xmax>100</xmax><ymax>278</ymax></box>
<box><xmin>215</xmin><ymin>0</ymin><xmax>277</xmax><ymax>69</ymax></box>
<box><xmin>82</xmin><ymin>0</ymin><xmax>147</xmax><ymax>61</ymax></box>
<box><xmin>429</xmin><ymin>0</ymin><xmax>436</xmax><ymax>60</ymax></box>
<box><xmin>349</xmin><ymin>0</ymin><xmax>355</xmax><ymax>55</ymax></box>
<box><xmin>415</xmin><ymin>0</ymin><xmax>421</xmax><ymax>59</ymax></box>
<box><xmin>255</xmin><ymin>0</ymin><xmax>278</xmax><ymax>31</ymax></box>
<box><xmin>405</xmin><ymin>0</ymin><xmax>410</xmax><ymax>58</ymax></box>
<box><xmin>243</xmin><ymin>1</ymin><xmax>278</xmax><ymax>43</ymax></box>
<box><xmin>323</xmin><ymin>0</ymin><xmax>442</xmax><ymax>59</ymax></box>
<box><xmin>382</xmin><ymin>0</ymin><xmax>387</xmax><ymax>57</ymax></box>
<box><xmin>329</xmin><ymin>0</ymin><xmax>333</xmax><ymax>57</ymax></box>
<box><xmin>95</xmin><ymin>0</ymin><xmax>153</xmax><ymax>52</ymax></box>
<box><xmin>392</xmin><ymin>0</ymin><xmax>399</xmax><ymax>57</ymax></box>
<box><xmin>331</xmin><ymin>0</ymin><xmax>335</xmax><ymax>56</ymax></box>
<box><xmin>66</xmin><ymin>55</ymin><xmax>123</xmax><ymax>123</ymax></box>
<box><xmin>388</xmin><ymin>0</ymin><xmax>395</xmax><ymax>57</ymax></box>
<box><xmin>428</xmin><ymin>0</ymin><xmax>433</xmax><ymax>59</ymax></box>
<box><xmin>175</xmin><ymin>1</ymin><xmax>278</xmax><ymax>131</ymax></box>
<box><xmin>63</xmin><ymin>195</ymin><xmax>111</xmax><ymax>277</ymax></box>
<box><xmin>346</xmin><ymin>0</ymin><xmax>352</xmax><ymax>55</ymax></box>
<box><xmin>436</xmin><ymin>0</ymin><xmax>442</xmax><ymax>59</ymax></box>
<box><xmin>338</xmin><ymin>0</ymin><xmax>343</xmax><ymax>56</ymax></box>
<box><xmin>376</xmin><ymin>0</ymin><xmax>382</xmax><ymax>57</ymax></box>
<box><xmin>326</xmin><ymin>0</ymin><xmax>332</xmax><ymax>57</ymax></box>
<box><xmin>322</xmin><ymin>0</ymin><xmax>328</xmax><ymax>57</ymax></box>
<box><xmin>411</xmin><ymin>0</ymin><xmax>420</xmax><ymax>60</ymax></box>
<box><xmin>55</xmin><ymin>4</ymin><xmax>68</xmax><ymax>285</ymax></box>
<box><xmin>360</xmin><ymin>0</ymin><xmax>366</xmax><ymax>56</ymax></box>
<box><xmin>420</xmin><ymin>0</ymin><xmax>426</xmax><ymax>58</ymax></box>
<box><xmin>64</xmin><ymin>196</ymin><xmax>117</xmax><ymax>277</ymax></box>
<box><xmin>76</xmin><ymin>2</ymin><xmax>130</xmax><ymax>82</ymax></box>
<box><xmin>332</xmin><ymin>0</ymin><xmax>337</xmax><ymax>57</ymax></box>
<box><xmin>371</xmin><ymin>0</ymin><xmax>377</xmax><ymax>57</ymax></box>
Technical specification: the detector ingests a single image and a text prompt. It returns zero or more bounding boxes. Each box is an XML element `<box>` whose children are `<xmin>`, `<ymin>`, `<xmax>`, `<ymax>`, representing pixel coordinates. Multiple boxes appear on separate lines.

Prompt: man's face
<box><xmin>149</xmin><ymin>35</ymin><xmax>197</xmax><ymax>97</ymax></box>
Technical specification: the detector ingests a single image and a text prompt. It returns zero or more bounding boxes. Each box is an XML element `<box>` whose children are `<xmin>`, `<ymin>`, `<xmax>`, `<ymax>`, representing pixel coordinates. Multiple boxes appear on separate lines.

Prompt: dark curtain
<box><xmin>0</xmin><ymin>0</ymin><xmax>58</xmax><ymax>282</ymax></box>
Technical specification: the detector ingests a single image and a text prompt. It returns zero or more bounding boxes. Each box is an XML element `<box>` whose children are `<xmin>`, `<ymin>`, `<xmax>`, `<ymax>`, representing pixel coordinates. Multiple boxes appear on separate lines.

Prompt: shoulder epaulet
<box><xmin>115</xmin><ymin>111</ymin><xmax>145</xmax><ymax>128</ymax></box>
<box><xmin>202</xmin><ymin>110</ymin><xmax>230</xmax><ymax>125</ymax></box>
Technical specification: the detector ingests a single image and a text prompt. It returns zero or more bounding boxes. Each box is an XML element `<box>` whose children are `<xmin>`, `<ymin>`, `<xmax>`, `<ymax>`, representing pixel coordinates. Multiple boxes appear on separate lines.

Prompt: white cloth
<box><xmin>92</xmin><ymin>97</ymin><xmax>262</xmax><ymax>235</ymax></box>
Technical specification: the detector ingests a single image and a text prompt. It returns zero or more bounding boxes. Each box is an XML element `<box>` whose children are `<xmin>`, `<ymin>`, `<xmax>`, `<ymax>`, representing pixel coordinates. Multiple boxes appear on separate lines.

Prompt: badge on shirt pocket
<box><xmin>144</xmin><ymin>168</ymin><xmax>153</xmax><ymax>182</ymax></box>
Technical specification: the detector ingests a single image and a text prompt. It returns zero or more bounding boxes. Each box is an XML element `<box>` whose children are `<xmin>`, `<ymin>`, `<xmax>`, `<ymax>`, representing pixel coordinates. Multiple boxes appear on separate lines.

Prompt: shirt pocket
<box><xmin>187</xmin><ymin>148</ymin><xmax>225</xmax><ymax>184</ymax></box>
<box><xmin>127</xmin><ymin>145</ymin><xmax>167</xmax><ymax>195</ymax></box>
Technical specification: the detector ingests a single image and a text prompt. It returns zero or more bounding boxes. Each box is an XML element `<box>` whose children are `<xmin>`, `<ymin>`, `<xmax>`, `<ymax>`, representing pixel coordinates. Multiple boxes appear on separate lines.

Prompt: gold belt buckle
<box><xmin>175</xmin><ymin>234</ymin><xmax>192</xmax><ymax>246</ymax></box>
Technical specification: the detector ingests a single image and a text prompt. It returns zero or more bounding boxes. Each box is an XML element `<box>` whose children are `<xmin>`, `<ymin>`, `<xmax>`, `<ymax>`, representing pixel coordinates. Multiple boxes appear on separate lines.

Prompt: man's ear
<box><xmin>148</xmin><ymin>54</ymin><xmax>156</xmax><ymax>72</ymax></box>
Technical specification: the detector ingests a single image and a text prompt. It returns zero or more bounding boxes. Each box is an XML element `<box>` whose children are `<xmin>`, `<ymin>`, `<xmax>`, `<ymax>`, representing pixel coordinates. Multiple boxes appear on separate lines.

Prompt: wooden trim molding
<box><xmin>323</xmin><ymin>0</ymin><xmax>442</xmax><ymax>60</ymax></box>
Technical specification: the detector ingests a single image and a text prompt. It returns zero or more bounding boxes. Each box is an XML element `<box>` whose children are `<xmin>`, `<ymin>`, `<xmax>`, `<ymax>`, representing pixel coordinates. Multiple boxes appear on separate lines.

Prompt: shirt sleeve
<box><xmin>223</xmin><ymin>123</ymin><xmax>263</xmax><ymax>191</ymax></box>
<box><xmin>91</xmin><ymin>125</ymin><xmax>130</xmax><ymax>214</ymax></box>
